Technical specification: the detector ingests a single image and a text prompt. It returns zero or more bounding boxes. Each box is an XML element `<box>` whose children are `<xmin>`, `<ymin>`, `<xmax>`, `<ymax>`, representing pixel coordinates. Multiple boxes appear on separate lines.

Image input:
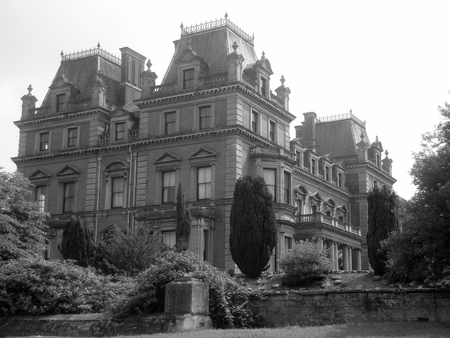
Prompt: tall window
<box><xmin>263</xmin><ymin>168</ymin><xmax>276</xmax><ymax>201</ymax></box>
<box><xmin>296</xmin><ymin>151</ymin><xmax>301</xmax><ymax>167</ymax></box>
<box><xmin>199</xmin><ymin>106</ymin><xmax>211</xmax><ymax>130</ymax></box>
<box><xmin>285</xmin><ymin>236</ymin><xmax>293</xmax><ymax>252</ymax></box>
<box><xmin>111</xmin><ymin>177</ymin><xmax>125</xmax><ymax>208</ymax></box>
<box><xmin>183</xmin><ymin>68</ymin><xmax>194</xmax><ymax>89</ymax></box>
<box><xmin>35</xmin><ymin>186</ymin><xmax>45</xmax><ymax>212</ymax></box>
<box><xmin>40</xmin><ymin>132</ymin><xmax>49</xmax><ymax>151</ymax></box>
<box><xmin>251</xmin><ymin>111</ymin><xmax>258</xmax><ymax>133</ymax></box>
<box><xmin>311</xmin><ymin>158</ymin><xmax>317</xmax><ymax>175</ymax></box>
<box><xmin>63</xmin><ymin>182</ymin><xmax>75</xmax><ymax>213</ymax></box>
<box><xmin>261</xmin><ymin>77</ymin><xmax>267</xmax><ymax>97</ymax></box>
<box><xmin>284</xmin><ymin>172</ymin><xmax>291</xmax><ymax>204</ymax></box>
<box><xmin>162</xmin><ymin>171</ymin><xmax>175</xmax><ymax>203</ymax></box>
<box><xmin>56</xmin><ymin>93</ymin><xmax>66</xmax><ymax>112</ymax></box>
<box><xmin>198</xmin><ymin>167</ymin><xmax>211</xmax><ymax>200</ymax></box>
<box><xmin>325</xmin><ymin>166</ymin><xmax>330</xmax><ymax>181</ymax></box>
<box><xmin>269</xmin><ymin>121</ymin><xmax>276</xmax><ymax>141</ymax></box>
<box><xmin>165</xmin><ymin>112</ymin><xmax>176</xmax><ymax>135</ymax></box>
<box><xmin>67</xmin><ymin>127</ymin><xmax>77</xmax><ymax>147</ymax></box>
<box><xmin>162</xmin><ymin>231</ymin><xmax>176</xmax><ymax>247</ymax></box>
<box><xmin>338</xmin><ymin>172</ymin><xmax>343</xmax><ymax>188</ymax></box>
<box><xmin>115</xmin><ymin>122</ymin><xmax>125</xmax><ymax>141</ymax></box>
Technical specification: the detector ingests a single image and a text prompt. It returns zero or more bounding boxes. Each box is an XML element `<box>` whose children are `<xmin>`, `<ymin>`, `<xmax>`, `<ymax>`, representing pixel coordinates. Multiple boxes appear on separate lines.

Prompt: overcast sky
<box><xmin>1</xmin><ymin>0</ymin><xmax>449</xmax><ymax>200</ymax></box>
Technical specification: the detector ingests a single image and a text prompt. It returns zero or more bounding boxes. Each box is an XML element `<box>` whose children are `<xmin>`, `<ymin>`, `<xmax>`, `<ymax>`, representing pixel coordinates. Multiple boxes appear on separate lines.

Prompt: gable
<box><xmin>154</xmin><ymin>152</ymin><xmax>181</xmax><ymax>164</ymax></box>
<box><xmin>57</xmin><ymin>165</ymin><xmax>80</xmax><ymax>177</ymax></box>
<box><xmin>29</xmin><ymin>169</ymin><xmax>51</xmax><ymax>180</ymax></box>
<box><xmin>189</xmin><ymin>147</ymin><xmax>216</xmax><ymax>159</ymax></box>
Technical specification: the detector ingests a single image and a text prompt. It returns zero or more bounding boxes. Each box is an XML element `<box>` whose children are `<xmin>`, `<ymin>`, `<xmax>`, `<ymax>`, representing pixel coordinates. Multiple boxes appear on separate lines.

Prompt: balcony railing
<box><xmin>250</xmin><ymin>146</ymin><xmax>296</xmax><ymax>161</ymax></box>
<box><xmin>28</xmin><ymin>99</ymin><xmax>94</xmax><ymax>118</ymax></box>
<box><xmin>295</xmin><ymin>213</ymin><xmax>361</xmax><ymax>237</ymax></box>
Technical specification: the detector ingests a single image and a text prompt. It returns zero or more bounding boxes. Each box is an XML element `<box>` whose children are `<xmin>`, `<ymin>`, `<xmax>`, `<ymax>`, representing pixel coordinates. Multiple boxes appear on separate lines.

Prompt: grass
<box><xmin>109</xmin><ymin>322</ymin><xmax>450</xmax><ymax>338</ymax></box>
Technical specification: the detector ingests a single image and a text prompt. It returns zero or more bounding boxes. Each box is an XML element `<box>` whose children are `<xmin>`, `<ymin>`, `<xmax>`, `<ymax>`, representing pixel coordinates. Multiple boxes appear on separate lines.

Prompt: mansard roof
<box><xmin>41</xmin><ymin>47</ymin><xmax>121</xmax><ymax>107</ymax></box>
<box><xmin>162</xmin><ymin>16</ymin><xmax>258</xmax><ymax>84</ymax></box>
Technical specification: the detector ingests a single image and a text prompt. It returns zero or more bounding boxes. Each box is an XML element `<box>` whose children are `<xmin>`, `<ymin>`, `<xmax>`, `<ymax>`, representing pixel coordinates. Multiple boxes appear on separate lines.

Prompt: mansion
<box><xmin>13</xmin><ymin>15</ymin><xmax>395</xmax><ymax>272</ymax></box>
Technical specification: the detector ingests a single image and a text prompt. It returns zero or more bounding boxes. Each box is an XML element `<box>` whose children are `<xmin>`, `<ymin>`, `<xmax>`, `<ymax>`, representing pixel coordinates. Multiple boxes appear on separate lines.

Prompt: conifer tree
<box><xmin>230</xmin><ymin>175</ymin><xmax>277</xmax><ymax>278</ymax></box>
<box><xmin>176</xmin><ymin>183</ymin><xmax>190</xmax><ymax>251</ymax></box>
<box><xmin>367</xmin><ymin>184</ymin><xmax>399</xmax><ymax>275</ymax></box>
<box><xmin>60</xmin><ymin>216</ymin><xmax>94</xmax><ymax>267</ymax></box>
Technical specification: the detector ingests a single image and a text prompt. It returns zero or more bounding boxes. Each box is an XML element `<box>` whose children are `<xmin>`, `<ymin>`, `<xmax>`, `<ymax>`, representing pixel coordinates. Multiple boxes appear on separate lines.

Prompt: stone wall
<box><xmin>250</xmin><ymin>289</ymin><xmax>450</xmax><ymax>327</ymax></box>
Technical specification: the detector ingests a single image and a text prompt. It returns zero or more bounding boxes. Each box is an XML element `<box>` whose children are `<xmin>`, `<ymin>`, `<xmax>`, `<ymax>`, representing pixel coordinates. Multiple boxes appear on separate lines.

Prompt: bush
<box><xmin>279</xmin><ymin>239</ymin><xmax>333</xmax><ymax>286</ymax></box>
<box><xmin>114</xmin><ymin>250</ymin><xmax>256</xmax><ymax>329</ymax></box>
<box><xmin>0</xmin><ymin>259</ymin><xmax>133</xmax><ymax>317</ymax></box>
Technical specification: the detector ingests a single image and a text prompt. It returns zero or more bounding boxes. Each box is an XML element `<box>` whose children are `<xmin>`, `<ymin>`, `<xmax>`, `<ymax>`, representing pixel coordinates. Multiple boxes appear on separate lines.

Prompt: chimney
<box><xmin>119</xmin><ymin>47</ymin><xmax>147</xmax><ymax>106</ymax></box>
<box><xmin>294</xmin><ymin>125</ymin><xmax>303</xmax><ymax>139</ymax></box>
<box><xmin>275</xmin><ymin>76</ymin><xmax>291</xmax><ymax>111</ymax></box>
<box><xmin>302</xmin><ymin>112</ymin><xmax>317</xmax><ymax>150</ymax></box>
<box><xmin>21</xmin><ymin>84</ymin><xmax>37</xmax><ymax>120</ymax></box>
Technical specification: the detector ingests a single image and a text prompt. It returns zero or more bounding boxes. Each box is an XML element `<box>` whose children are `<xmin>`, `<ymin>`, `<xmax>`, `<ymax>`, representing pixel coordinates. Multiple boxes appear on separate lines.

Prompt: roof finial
<box><xmin>60</xmin><ymin>50</ymin><xmax>64</xmax><ymax>60</ymax></box>
<box><xmin>97</xmin><ymin>42</ymin><xmax>101</xmax><ymax>49</ymax></box>
<box><xmin>261</xmin><ymin>51</ymin><xmax>265</xmax><ymax>59</ymax></box>
<box><xmin>280</xmin><ymin>75</ymin><xmax>286</xmax><ymax>85</ymax></box>
<box><xmin>385</xmin><ymin>149</ymin><xmax>389</xmax><ymax>157</ymax></box>
<box><xmin>360</xmin><ymin>132</ymin><xmax>365</xmax><ymax>141</ymax></box>
<box><xmin>225</xmin><ymin>12</ymin><xmax>228</xmax><ymax>19</ymax></box>
<box><xmin>27</xmin><ymin>84</ymin><xmax>33</xmax><ymax>96</ymax></box>
<box><xmin>376</xmin><ymin>135</ymin><xmax>379</xmax><ymax>142</ymax></box>
<box><xmin>232</xmin><ymin>41</ymin><xmax>238</xmax><ymax>52</ymax></box>
<box><xmin>350</xmin><ymin>109</ymin><xmax>352</xmax><ymax>114</ymax></box>
<box><xmin>146</xmin><ymin>59</ymin><xmax>152</xmax><ymax>70</ymax></box>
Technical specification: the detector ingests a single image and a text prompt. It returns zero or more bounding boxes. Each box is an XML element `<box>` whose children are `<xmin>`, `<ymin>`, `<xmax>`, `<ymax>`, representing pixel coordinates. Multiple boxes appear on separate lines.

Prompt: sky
<box><xmin>1</xmin><ymin>0</ymin><xmax>449</xmax><ymax>200</ymax></box>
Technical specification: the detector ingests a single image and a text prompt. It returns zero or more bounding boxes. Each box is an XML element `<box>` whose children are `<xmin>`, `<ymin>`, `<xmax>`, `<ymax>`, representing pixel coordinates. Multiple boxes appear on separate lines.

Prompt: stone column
<box><xmin>334</xmin><ymin>242</ymin><xmax>340</xmax><ymax>271</ymax></box>
<box><xmin>343</xmin><ymin>245</ymin><xmax>349</xmax><ymax>271</ymax></box>
<box><xmin>356</xmin><ymin>249</ymin><xmax>362</xmax><ymax>270</ymax></box>
<box><xmin>349</xmin><ymin>247</ymin><xmax>353</xmax><ymax>270</ymax></box>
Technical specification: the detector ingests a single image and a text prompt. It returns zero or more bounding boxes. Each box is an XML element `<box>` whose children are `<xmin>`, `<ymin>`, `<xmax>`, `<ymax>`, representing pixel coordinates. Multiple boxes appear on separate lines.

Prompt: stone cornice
<box><xmin>135</xmin><ymin>83</ymin><xmax>296</xmax><ymax>123</ymax></box>
<box><xmin>14</xmin><ymin>108</ymin><xmax>111</xmax><ymax>128</ymax></box>
<box><xmin>345</xmin><ymin>163</ymin><xmax>397</xmax><ymax>185</ymax></box>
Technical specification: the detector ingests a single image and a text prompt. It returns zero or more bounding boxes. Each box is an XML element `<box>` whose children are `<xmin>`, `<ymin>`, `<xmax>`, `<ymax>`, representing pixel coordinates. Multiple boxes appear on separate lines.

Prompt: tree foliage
<box><xmin>60</xmin><ymin>216</ymin><xmax>95</xmax><ymax>267</ymax></box>
<box><xmin>176</xmin><ymin>183</ymin><xmax>190</xmax><ymax>251</ymax></box>
<box><xmin>99</xmin><ymin>223</ymin><xmax>167</xmax><ymax>275</ymax></box>
<box><xmin>382</xmin><ymin>103</ymin><xmax>450</xmax><ymax>281</ymax></box>
<box><xmin>0</xmin><ymin>169</ymin><xmax>48</xmax><ymax>261</ymax></box>
<box><xmin>229</xmin><ymin>175</ymin><xmax>277</xmax><ymax>278</ymax></box>
<box><xmin>367</xmin><ymin>184</ymin><xmax>399</xmax><ymax>275</ymax></box>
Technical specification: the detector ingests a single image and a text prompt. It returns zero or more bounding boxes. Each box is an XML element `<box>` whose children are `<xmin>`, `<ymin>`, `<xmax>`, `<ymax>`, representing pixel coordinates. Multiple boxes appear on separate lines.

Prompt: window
<box><xmin>269</xmin><ymin>121</ymin><xmax>276</xmax><ymax>141</ymax></box>
<box><xmin>162</xmin><ymin>171</ymin><xmax>176</xmax><ymax>203</ymax></box>
<box><xmin>111</xmin><ymin>177</ymin><xmax>125</xmax><ymax>208</ymax></box>
<box><xmin>63</xmin><ymin>182</ymin><xmax>75</xmax><ymax>213</ymax></box>
<box><xmin>199</xmin><ymin>106</ymin><xmax>211</xmax><ymax>130</ymax></box>
<box><xmin>325</xmin><ymin>166</ymin><xmax>330</xmax><ymax>181</ymax></box>
<box><xmin>115</xmin><ymin>122</ymin><xmax>125</xmax><ymax>141</ymax></box>
<box><xmin>165</xmin><ymin>112</ymin><xmax>176</xmax><ymax>135</ymax></box>
<box><xmin>251</xmin><ymin>111</ymin><xmax>258</xmax><ymax>133</ymax></box>
<box><xmin>67</xmin><ymin>127</ymin><xmax>77</xmax><ymax>148</ymax></box>
<box><xmin>376</xmin><ymin>154</ymin><xmax>381</xmax><ymax>168</ymax></box>
<box><xmin>338</xmin><ymin>172</ymin><xmax>343</xmax><ymax>188</ymax></box>
<box><xmin>183</xmin><ymin>68</ymin><xmax>194</xmax><ymax>89</ymax></box>
<box><xmin>198</xmin><ymin>167</ymin><xmax>211</xmax><ymax>200</ymax></box>
<box><xmin>285</xmin><ymin>236</ymin><xmax>293</xmax><ymax>252</ymax></box>
<box><xmin>162</xmin><ymin>231</ymin><xmax>176</xmax><ymax>247</ymax></box>
<box><xmin>311</xmin><ymin>158</ymin><xmax>316</xmax><ymax>175</ymax></box>
<box><xmin>56</xmin><ymin>93</ymin><xmax>66</xmax><ymax>112</ymax></box>
<box><xmin>263</xmin><ymin>168</ymin><xmax>276</xmax><ymax>201</ymax></box>
<box><xmin>35</xmin><ymin>186</ymin><xmax>45</xmax><ymax>212</ymax></box>
<box><xmin>284</xmin><ymin>172</ymin><xmax>291</xmax><ymax>204</ymax></box>
<box><xmin>40</xmin><ymin>132</ymin><xmax>49</xmax><ymax>151</ymax></box>
<box><xmin>296</xmin><ymin>151</ymin><xmax>301</xmax><ymax>167</ymax></box>
<box><xmin>261</xmin><ymin>77</ymin><xmax>267</xmax><ymax>96</ymax></box>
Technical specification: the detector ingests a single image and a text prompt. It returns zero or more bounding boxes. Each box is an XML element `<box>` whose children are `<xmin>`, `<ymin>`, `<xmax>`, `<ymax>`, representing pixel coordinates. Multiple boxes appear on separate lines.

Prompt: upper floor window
<box><xmin>284</xmin><ymin>171</ymin><xmax>291</xmax><ymax>204</ymax></box>
<box><xmin>296</xmin><ymin>151</ymin><xmax>302</xmax><ymax>167</ymax></box>
<box><xmin>162</xmin><ymin>230</ymin><xmax>176</xmax><ymax>248</ymax></box>
<box><xmin>325</xmin><ymin>166</ymin><xmax>330</xmax><ymax>182</ymax></box>
<box><xmin>162</xmin><ymin>170</ymin><xmax>176</xmax><ymax>203</ymax></box>
<box><xmin>183</xmin><ymin>68</ymin><xmax>194</xmax><ymax>89</ymax></box>
<box><xmin>376</xmin><ymin>154</ymin><xmax>381</xmax><ymax>169</ymax></box>
<box><xmin>115</xmin><ymin>122</ymin><xmax>126</xmax><ymax>141</ymax></box>
<box><xmin>199</xmin><ymin>106</ymin><xmax>211</xmax><ymax>130</ymax></box>
<box><xmin>35</xmin><ymin>186</ymin><xmax>45</xmax><ymax>212</ymax></box>
<box><xmin>111</xmin><ymin>177</ymin><xmax>125</xmax><ymax>208</ymax></box>
<box><xmin>263</xmin><ymin>168</ymin><xmax>276</xmax><ymax>201</ymax></box>
<box><xmin>63</xmin><ymin>182</ymin><xmax>75</xmax><ymax>213</ymax></box>
<box><xmin>311</xmin><ymin>158</ymin><xmax>317</xmax><ymax>175</ymax></box>
<box><xmin>165</xmin><ymin>112</ymin><xmax>176</xmax><ymax>135</ymax></box>
<box><xmin>67</xmin><ymin>127</ymin><xmax>78</xmax><ymax>148</ymax></box>
<box><xmin>338</xmin><ymin>172</ymin><xmax>343</xmax><ymax>188</ymax></box>
<box><xmin>40</xmin><ymin>132</ymin><xmax>49</xmax><ymax>151</ymax></box>
<box><xmin>251</xmin><ymin>111</ymin><xmax>259</xmax><ymax>133</ymax></box>
<box><xmin>269</xmin><ymin>121</ymin><xmax>276</xmax><ymax>142</ymax></box>
<box><xmin>198</xmin><ymin>167</ymin><xmax>211</xmax><ymax>200</ymax></box>
<box><xmin>56</xmin><ymin>93</ymin><xmax>66</xmax><ymax>112</ymax></box>
<box><xmin>261</xmin><ymin>77</ymin><xmax>267</xmax><ymax>97</ymax></box>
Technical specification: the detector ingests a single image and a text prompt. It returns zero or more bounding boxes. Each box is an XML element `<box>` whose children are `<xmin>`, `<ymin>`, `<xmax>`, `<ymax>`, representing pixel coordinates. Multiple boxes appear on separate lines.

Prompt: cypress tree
<box><xmin>60</xmin><ymin>216</ymin><xmax>94</xmax><ymax>267</ymax></box>
<box><xmin>367</xmin><ymin>184</ymin><xmax>399</xmax><ymax>275</ymax></box>
<box><xmin>229</xmin><ymin>175</ymin><xmax>277</xmax><ymax>278</ymax></box>
<box><xmin>176</xmin><ymin>183</ymin><xmax>191</xmax><ymax>251</ymax></box>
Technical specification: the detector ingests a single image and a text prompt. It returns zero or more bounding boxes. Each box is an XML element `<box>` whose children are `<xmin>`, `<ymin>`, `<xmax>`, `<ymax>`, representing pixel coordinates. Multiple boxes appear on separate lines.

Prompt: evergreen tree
<box><xmin>0</xmin><ymin>169</ymin><xmax>48</xmax><ymax>261</ymax></box>
<box><xmin>176</xmin><ymin>183</ymin><xmax>191</xmax><ymax>251</ymax></box>
<box><xmin>60</xmin><ymin>216</ymin><xmax>94</xmax><ymax>267</ymax></box>
<box><xmin>367</xmin><ymin>184</ymin><xmax>399</xmax><ymax>275</ymax></box>
<box><xmin>229</xmin><ymin>175</ymin><xmax>277</xmax><ymax>278</ymax></box>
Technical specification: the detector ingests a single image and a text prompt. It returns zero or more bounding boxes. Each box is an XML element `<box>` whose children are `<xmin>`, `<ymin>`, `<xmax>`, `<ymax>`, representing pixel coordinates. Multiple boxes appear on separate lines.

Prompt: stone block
<box><xmin>164</xmin><ymin>277</ymin><xmax>209</xmax><ymax>315</ymax></box>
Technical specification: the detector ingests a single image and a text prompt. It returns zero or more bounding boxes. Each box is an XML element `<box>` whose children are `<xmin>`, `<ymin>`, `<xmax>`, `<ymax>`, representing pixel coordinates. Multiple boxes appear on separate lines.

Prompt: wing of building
<box><xmin>13</xmin><ymin>15</ymin><xmax>396</xmax><ymax>272</ymax></box>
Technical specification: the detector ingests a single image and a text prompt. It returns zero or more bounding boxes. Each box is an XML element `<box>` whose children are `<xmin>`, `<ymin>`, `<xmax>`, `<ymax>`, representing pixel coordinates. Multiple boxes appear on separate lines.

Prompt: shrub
<box><xmin>114</xmin><ymin>250</ymin><xmax>256</xmax><ymax>329</ymax></box>
<box><xmin>0</xmin><ymin>259</ymin><xmax>133</xmax><ymax>316</ymax></box>
<box><xmin>279</xmin><ymin>239</ymin><xmax>333</xmax><ymax>286</ymax></box>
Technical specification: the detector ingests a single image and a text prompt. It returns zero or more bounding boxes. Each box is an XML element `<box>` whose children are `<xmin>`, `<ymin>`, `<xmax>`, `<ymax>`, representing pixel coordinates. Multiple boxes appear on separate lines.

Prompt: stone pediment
<box><xmin>154</xmin><ymin>152</ymin><xmax>181</xmax><ymax>164</ymax></box>
<box><xmin>56</xmin><ymin>165</ymin><xmax>80</xmax><ymax>177</ymax></box>
<box><xmin>309</xmin><ymin>191</ymin><xmax>323</xmax><ymax>202</ymax></box>
<box><xmin>29</xmin><ymin>169</ymin><xmax>51</xmax><ymax>180</ymax></box>
<box><xmin>189</xmin><ymin>147</ymin><xmax>216</xmax><ymax>159</ymax></box>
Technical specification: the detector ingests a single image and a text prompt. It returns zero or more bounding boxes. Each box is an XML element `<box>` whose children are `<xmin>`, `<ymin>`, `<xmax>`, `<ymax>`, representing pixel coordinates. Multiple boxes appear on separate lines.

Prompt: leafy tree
<box><xmin>0</xmin><ymin>169</ymin><xmax>48</xmax><ymax>261</ymax></box>
<box><xmin>229</xmin><ymin>175</ymin><xmax>277</xmax><ymax>278</ymax></box>
<box><xmin>99</xmin><ymin>223</ymin><xmax>167</xmax><ymax>275</ymax></box>
<box><xmin>382</xmin><ymin>103</ymin><xmax>450</xmax><ymax>281</ymax></box>
<box><xmin>367</xmin><ymin>184</ymin><xmax>399</xmax><ymax>275</ymax></box>
<box><xmin>176</xmin><ymin>183</ymin><xmax>190</xmax><ymax>251</ymax></box>
<box><xmin>60</xmin><ymin>216</ymin><xmax>95</xmax><ymax>267</ymax></box>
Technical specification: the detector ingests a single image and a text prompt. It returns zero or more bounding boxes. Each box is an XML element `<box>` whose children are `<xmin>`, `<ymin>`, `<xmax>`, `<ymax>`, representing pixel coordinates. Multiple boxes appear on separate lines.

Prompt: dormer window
<box><xmin>261</xmin><ymin>77</ymin><xmax>267</xmax><ymax>97</ymax></box>
<box><xmin>115</xmin><ymin>122</ymin><xmax>126</xmax><ymax>141</ymax></box>
<box><xmin>325</xmin><ymin>166</ymin><xmax>330</xmax><ymax>182</ymax></box>
<box><xmin>56</xmin><ymin>93</ymin><xmax>66</xmax><ymax>112</ymax></box>
<box><xmin>338</xmin><ymin>172</ymin><xmax>343</xmax><ymax>188</ymax></box>
<box><xmin>311</xmin><ymin>158</ymin><xmax>317</xmax><ymax>175</ymax></box>
<box><xmin>183</xmin><ymin>68</ymin><xmax>195</xmax><ymax>89</ymax></box>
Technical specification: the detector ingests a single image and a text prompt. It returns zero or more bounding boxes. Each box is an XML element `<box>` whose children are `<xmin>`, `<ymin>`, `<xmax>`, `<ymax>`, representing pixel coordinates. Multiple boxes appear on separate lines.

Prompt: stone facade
<box><xmin>13</xmin><ymin>15</ymin><xmax>395</xmax><ymax>272</ymax></box>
